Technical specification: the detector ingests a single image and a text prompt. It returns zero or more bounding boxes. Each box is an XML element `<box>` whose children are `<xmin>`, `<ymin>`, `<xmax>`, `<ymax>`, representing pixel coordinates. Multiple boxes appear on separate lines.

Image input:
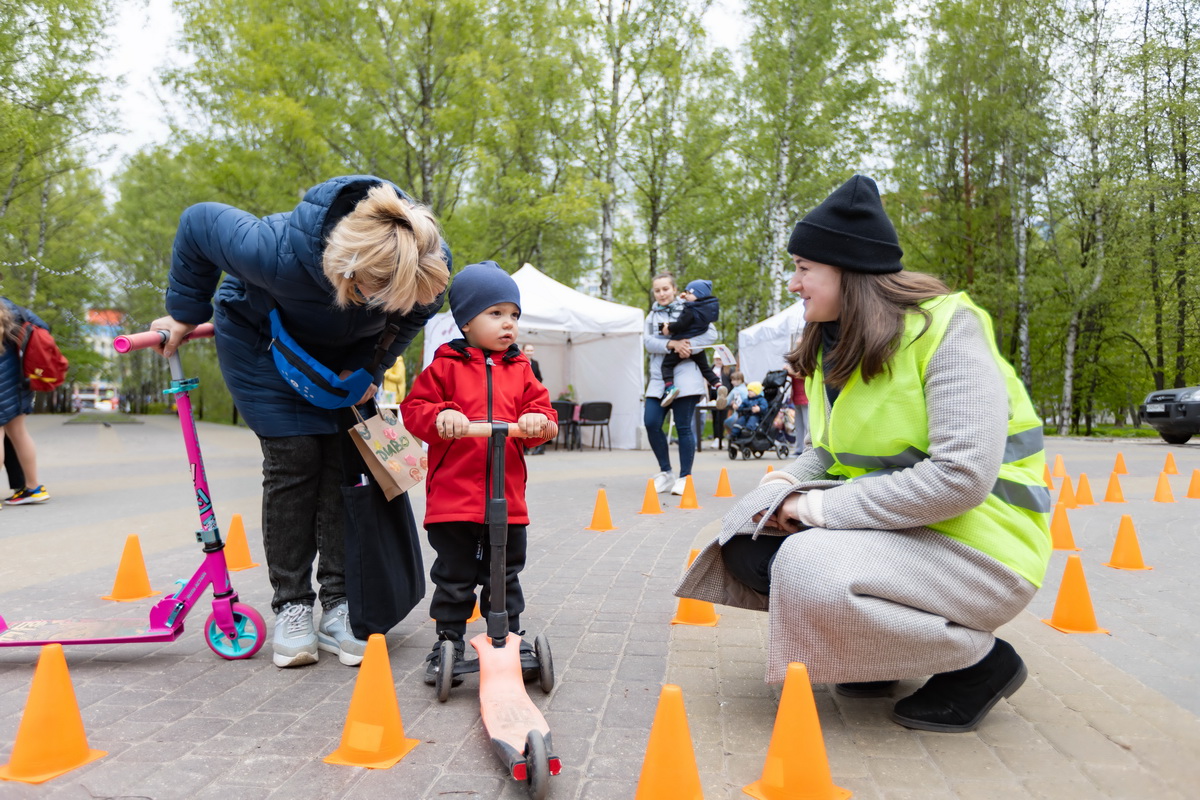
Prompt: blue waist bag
<box><xmin>268</xmin><ymin>308</ymin><xmax>375</xmax><ymax>409</ymax></box>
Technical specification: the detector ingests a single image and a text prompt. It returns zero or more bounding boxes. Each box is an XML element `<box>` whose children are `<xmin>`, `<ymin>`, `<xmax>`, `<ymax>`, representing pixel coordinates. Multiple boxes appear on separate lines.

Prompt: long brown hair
<box><xmin>0</xmin><ymin>301</ymin><xmax>20</xmax><ymax>353</ymax></box>
<box><xmin>786</xmin><ymin>270</ymin><xmax>951</xmax><ymax>387</ymax></box>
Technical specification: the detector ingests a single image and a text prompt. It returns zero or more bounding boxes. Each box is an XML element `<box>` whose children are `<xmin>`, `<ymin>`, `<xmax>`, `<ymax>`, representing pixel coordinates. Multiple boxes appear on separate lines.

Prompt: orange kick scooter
<box><xmin>434</xmin><ymin>421</ymin><xmax>559</xmax><ymax>799</ymax></box>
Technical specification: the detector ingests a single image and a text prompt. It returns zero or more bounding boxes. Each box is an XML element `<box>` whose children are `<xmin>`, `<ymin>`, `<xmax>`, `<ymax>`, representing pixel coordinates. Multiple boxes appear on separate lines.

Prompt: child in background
<box><xmin>726</xmin><ymin>371</ymin><xmax>748</xmax><ymax>412</ymax></box>
<box><xmin>725</xmin><ymin>381</ymin><xmax>768</xmax><ymax>439</ymax></box>
<box><xmin>400</xmin><ymin>261</ymin><xmax>558</xmax><ymax>686</ymax></box>
<box><xmin>659</xmin><ymin>279</ymin><xmax>721</xmax><ymax>406</ymax></box>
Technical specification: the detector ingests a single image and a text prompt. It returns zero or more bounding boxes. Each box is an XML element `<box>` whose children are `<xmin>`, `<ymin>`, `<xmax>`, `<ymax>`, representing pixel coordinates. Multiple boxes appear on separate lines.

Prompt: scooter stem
<box><xmin>486</xmin><ymin>422</ymin><xmax>510</xmax><ymax>646</ymax></box>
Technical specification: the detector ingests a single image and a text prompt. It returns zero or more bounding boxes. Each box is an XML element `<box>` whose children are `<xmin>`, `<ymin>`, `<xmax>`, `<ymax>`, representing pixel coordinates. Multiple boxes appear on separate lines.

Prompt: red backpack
<box><xmin>20</xmin><ymin>321</ymin><xmax>69</xmax><ymax>391</ymax></box>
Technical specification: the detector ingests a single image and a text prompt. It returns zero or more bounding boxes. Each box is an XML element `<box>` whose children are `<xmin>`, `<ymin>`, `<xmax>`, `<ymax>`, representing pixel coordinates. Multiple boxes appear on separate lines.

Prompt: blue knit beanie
<box><xmin>684</xmin><ymin>279</ymin><xmax>712</xmax><ymax>299</ymax></box>
<box><xmin>448</xmin><ymin>261</ymin><xmax>521</xmax><ymax>329</ymax></box>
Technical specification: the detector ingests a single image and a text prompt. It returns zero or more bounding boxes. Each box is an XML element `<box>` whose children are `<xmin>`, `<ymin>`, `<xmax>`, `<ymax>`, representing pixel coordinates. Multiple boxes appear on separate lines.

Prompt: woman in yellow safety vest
<box><xmin>676</xmin><ymin>175</ymin><xmax>1051</xmax><ymax>734</ymax></box>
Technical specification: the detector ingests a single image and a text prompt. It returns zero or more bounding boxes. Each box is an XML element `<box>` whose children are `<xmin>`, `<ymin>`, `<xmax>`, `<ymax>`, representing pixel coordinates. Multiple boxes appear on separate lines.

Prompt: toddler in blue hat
<box><xmin>658</xmin><ymin>278</ymin><xmax>721</xmax><ymax>406</ymax></box>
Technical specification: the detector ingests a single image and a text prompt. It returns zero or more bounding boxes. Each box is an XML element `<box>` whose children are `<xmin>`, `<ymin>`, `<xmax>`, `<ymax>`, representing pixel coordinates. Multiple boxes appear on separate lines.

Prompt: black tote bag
<box><xmin>339</xmin><ymin>407</ymin><xmax>426</xmax><ymax>639</ymax></box>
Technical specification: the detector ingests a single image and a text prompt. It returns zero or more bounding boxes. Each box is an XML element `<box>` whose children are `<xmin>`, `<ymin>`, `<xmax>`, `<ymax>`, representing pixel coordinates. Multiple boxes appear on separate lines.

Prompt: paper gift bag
<box><xmin>348</xmin><ymin>405</ymin><xmax>427</xmax><ymax>500</ymax></box>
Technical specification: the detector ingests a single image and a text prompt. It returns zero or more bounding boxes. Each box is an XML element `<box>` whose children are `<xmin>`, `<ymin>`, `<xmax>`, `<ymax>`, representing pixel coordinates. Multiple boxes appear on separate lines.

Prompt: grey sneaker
<box><xmin>317</xmin><ymin>601</ymin><xmax>367</xmax><ymax>666</ymax></box>
<box><xmin>272</xmin><ymin>603</ymin><xmax>318</xmax><ymax>668</ymax></box>
<box><xmin>652</xmin><ymin>470</ymin><xmax>675</xmax><ymax>493</ymax></box>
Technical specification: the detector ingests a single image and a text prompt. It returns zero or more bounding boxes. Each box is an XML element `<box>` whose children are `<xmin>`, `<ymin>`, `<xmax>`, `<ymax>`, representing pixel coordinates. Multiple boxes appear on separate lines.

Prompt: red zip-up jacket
<box><xmin>400</xmin><ymin>340</ymin><xmax>556</xmax><ymax>525</ymax></box>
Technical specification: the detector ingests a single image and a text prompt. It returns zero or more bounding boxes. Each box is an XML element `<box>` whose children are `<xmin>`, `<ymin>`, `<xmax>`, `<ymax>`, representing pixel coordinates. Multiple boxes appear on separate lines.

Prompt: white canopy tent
<box><xmin>736</xmin><ymin>302</ymin><xmax>806</xmax><ymax>384</ymax></box>
<box><xmin>422</xmin><ymin>264</ymin><xmax>646</xmax><ymax>449</ymax></box>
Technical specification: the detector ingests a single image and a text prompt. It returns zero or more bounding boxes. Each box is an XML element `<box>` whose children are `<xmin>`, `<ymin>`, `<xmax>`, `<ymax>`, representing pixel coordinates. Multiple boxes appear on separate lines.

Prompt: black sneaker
<box><xmin>519</xmin><ymin>639</ymin><xmax>539</xmax><ymax>683</ymax></box>
<box><xmin>890</xmin><ymin>638</ymin><xmax>1027</xmax><ymax>732</ymax></box>
<box><xmin>423</xmin><ymin>633</ymin><xmax>466</xmax><ymax>687</ymax></box>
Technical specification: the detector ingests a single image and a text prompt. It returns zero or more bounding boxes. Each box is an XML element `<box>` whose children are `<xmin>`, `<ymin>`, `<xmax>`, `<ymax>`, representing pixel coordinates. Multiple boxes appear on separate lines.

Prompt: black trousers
<box><xmin>661</xmin><ymin>350</ymin><xmax>720</xmax><ymax>387</ymax></box>
<box><xmin>3</xmin><ymin>436</ymin><xmax>23</xmax><ymax>490</ymax></box>
<box><xmin>720</xmin><ymin>534</ymin><xmax>789</xmax><ymax>595</ymax></box>
<box><xmin>427</xmin><ymin>520</ymin><xmax>527</xmax><ymax>639</ymax></box>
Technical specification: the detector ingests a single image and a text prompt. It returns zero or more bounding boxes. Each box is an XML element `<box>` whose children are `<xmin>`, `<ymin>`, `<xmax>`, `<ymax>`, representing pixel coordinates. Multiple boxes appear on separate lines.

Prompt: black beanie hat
<box><xmin>787</xmin><ymin>175</ymin><xmax>903</xmax><ymax>274</ymax></box>
<box><xmin>449</xmin><ymin>260</ymin><xmax>521</xmax><ymax>329</ymax></box>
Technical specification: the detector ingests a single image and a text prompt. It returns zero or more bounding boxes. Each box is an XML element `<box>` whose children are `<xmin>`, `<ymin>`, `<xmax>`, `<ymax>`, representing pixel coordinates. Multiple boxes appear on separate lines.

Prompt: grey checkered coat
<box><xmin>675</xmin><ymin>309</ymin><xmax>1040</xmax><ymax>684</ymax></box>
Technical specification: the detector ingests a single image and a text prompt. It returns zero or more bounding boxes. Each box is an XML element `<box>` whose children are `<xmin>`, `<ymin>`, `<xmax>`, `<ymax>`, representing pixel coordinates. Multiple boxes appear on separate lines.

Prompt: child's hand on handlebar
<box><xmin>518</xmin><ymin>413</ymin><xmax>557</xmax><ymax>439</ymax></box>
<box><xmin>149</xmin><ymin>315</ymin><xmax>198</xmax><ymax>357</ymax></box>
<box><xmin>436</xmin><ymin>409</ymin><xmax>470</xmax><ymax>439</ymax></box>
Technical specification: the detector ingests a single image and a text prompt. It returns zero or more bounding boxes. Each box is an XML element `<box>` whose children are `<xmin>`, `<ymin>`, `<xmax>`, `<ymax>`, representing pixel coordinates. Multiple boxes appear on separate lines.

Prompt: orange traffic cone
<box><xmin>1043</xmin><ymin>463</ymin><xmax>1054</xmax><ymax>490</ymax></box>
<box><xmin>1113</xmin><ymin>452</ymin><xmax>1128</xmax><ymax>475</ymax></box>
<box><xmin>1075</xmin><ymin>473</ymin><xmax>1095</xmax><ymax>506</ymax></box>
<box><xmin>1057</xmin><ymin>475</ymin><xmax>1078</xmax><ymax>510</ymax></box>
<box><xmin>743</xmin><ymin>662</ymin><xmax>852</xmax><ymax>800</ymax></box>
<box><xmin>639</xmin><ymin>479</ymin><xmax>663</xmax><ymax>515</ymax></box>
<box><xmin>1153</xmin><ymin>472</ymin><xmax>1175</xmax><ymax>503</ymax></box>
<box><xmin>1104</xmin><ymin>471</ymin><xmax>1126</xmax><ymax>503</ymax></box>
<box><xmin>467</xmin><ymin>600</ymin><xmax>482</xmax><ymax>623</ymax></box>
<box><xmin>765</xmin><ymin>465</ymin><xmax>774</xmax><ymax>474</ymax></box>
<box><xmin>671</xmin><ymin>550</ymin><xmax>719</xmax><ymax>627</ymax></box>
<box><xmin>585</xmin><ymin>489</ymin><xmax>617</xmax><ymax>531</ymax></box>
<box><xmin>325</xmin><ymin>634</ymin><xmax>419</xmax><ymax>768</ymax></box>
<box><xmin>1188</xmin><ymin>469</ymin><xmax>1200</xmax><ymax>499</ymax></box>
<box><xmin>1052</xmin><ymin>454</ymin><xmax>1067</xmax><ymax>478</ymax></box>
<box><xmin>0</xmin><ymin>644</ymin><xmax>106</xmax><ymax>784</ymax></box>
<box><xmin>224</xmin><ymin>513</ymin><xmax>260</xmax><ymax>571</ymax></box>
<box><xmin>1103</xmin><ymin>515</ymin><xmax>1152</xmax><ymax>571</ymax></box>
<box><xmin>102</xmin><ymin>534</ymin><xmax>161</xmax><ymax>602</ymax></box>
<box><xmin>1164</xmin><ymin>452</ymin><xmax>1179</xmax><ymax>475</ymax></box>
<box><xmin>1050</xmin><ymin>503</ymin><xmax>1080</xmax><ymax>551</ymax></box>
<box><xmin>678</xmin><ymin>476</ymin><xmax>700</xmax><ymax>509</ymax></box>
<box><xmin>1042</xmin><ymin>555</ymin><xmax>1108</xmax><ymax>634</ymax></box>
<box><xmin>635</xmin><ymin>684</ymin><xmax>703</xmax><ymax>799</ymax></box>
<box><xmin>714</xmin><ymin>468</ymin><xmax>735</xmax><ymax>498</ymax></box>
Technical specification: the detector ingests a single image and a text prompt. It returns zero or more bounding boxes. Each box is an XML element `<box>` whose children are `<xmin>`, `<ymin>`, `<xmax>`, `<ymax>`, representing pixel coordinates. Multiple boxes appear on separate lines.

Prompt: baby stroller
<box><xmin>727</xmin><ymin>369</ymin><xmax>793</xmax><ymax>460</ymax></box>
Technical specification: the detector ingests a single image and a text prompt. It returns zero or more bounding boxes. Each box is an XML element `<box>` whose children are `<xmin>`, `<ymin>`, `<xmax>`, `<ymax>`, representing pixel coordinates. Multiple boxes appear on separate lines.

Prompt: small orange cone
<box><xmin>1164</xmin><ymin>452</ymin><xmax>1179</xmax><ymax>475</ymax></box>
<box><xmin>714</xmin><ymin>468</ymin><xmax>735</xmax><ymax>498</ymax></box>
<box><xmin>1057</xmin><ymin>475</ymin><xmax>1078</xmax><ymax>509</ymax></box>
<box><xmin>671</xmin><ymin>550</ymin><xmax>719</xmax><ymax>627</ymax></box>
<box><xmin>224</xmin><ymin>513</ymin><xmax>260</xmax><ymax>571</ymax></box>
<box><xmin>678</xmin><ymin>476</ymin><xmax>700</xmax><ymax>509</ymax></box>
<box><xmin>1075</xmin><ymin>473</ymin><xmax>1095</xmax><ymax>506</ymax></box>
<box><xmin>467</xmin><ymin>600</ymin><xmax>482</xmax><ymax>623</ymax></box>
<box><xmin>743</xmin><ymin>663</ymin><xmax>852</xmax><ymax>800</ymax></box>
<box><xmin>585</xmin><ymin>489</ymin><xmax>617</xmax><ymax>531</ymax></box>
<box><xmin>1104</xmin><ymin>471</ymin><xmax>1126</xmax><ymax>503</ymax></box>
<box><xmin>325</xmin><ymin>634</ymin><xmax>419</xmax><ymax>768</ymax></box>
<box><xmin>1153</xmin><ymin>472</ymin><xmax>1175</xmax><ymax>503</ymax></box>
<box><xmin>1050</xmin><ymin>503</ymin><xmax>1080</xmax><ymax>551</ymax></box>
<box><xmin>1042</xmin><ymin>555</ymin><xmax>1108</xmax><ymax>634</ymax></box>
<box><xmin>1052</xmin><ymin>454</ymin><xmax>1067</xmax><ymax>477</ymax></box>
<box><xmin>765</xmin><ymin>465</ymin><xmax>774</xmax><ymax>473</ymax></box>
<box><xmin>1103</xmin><ymin>515</ymin><xmax>1152</xmax><ymax>571</ymax></box>
<box><xmin>1043</xmin><ymin>463</ymin><xmax>1054</xmax><ymax>490</ymax></box>
<box><xmin>1113</xmin><ymin>452</ymin><xmax>1128</xmax><ymax>475</ymax></box>
<box><xmin>1188</xmin><ymin>469</ymin><xmax>1200</xmax><ymax>499</ymax></box>
<box><xmin>102</xmin><ymin>534</ymin><xmax>161</xmax><ymax>602</ymax></box>
<box><xmin>0</xmin><ymin>644</ymin><xmax>106</xmax><ymax>784</ymax></box>
<box><xmin>635</xmin><ymin>684</ymin><xmax>703</xmax><ymax>799</ymax></box>
<box><xmin>639</xmin><ymin>479</ymin><xmax>663</xmax><ymax>515</ymax></box>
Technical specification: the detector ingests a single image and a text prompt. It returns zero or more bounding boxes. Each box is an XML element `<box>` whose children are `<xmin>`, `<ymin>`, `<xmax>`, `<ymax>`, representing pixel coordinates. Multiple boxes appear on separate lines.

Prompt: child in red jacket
<box><xmin>400</xmin><ymin>261</ymin><xmax>557</xmax><ymax>686</ymax></box>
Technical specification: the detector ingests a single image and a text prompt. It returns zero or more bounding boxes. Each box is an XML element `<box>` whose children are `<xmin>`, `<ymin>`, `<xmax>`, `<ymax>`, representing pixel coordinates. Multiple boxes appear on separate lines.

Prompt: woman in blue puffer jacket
<box><xmin>0</xmin><ymin>295</ymin><xmax>51</xmax><ymax>506</ymax></box>
<box><xmin>151</xmin><ymin>176</ymin><xmax>451</xmax><ymax>669</ymax></box>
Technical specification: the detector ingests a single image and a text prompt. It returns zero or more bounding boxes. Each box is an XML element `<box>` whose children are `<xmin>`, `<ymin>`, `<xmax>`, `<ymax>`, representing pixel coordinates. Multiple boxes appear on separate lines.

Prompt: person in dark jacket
<box><xmin>0</xmin><ymin>295</ymin><xmax>50</xmax><ymax>506</ymax></box>
<box><xmin>658</xmin><ymin>279</ymin><xmax>721</xmax><ymax>406</ymax></box>
<box><xmin>400</xmin><ymin>262</ymin><xmax>556</xmax><ymax>687</ymax></box>
<box><xmin>150</xmin><ymin>176</ymin><xmax>451</xmax><ymax>669</ymax></box>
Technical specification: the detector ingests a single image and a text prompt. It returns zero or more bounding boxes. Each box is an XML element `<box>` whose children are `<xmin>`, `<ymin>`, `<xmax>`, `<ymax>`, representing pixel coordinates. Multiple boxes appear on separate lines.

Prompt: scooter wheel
<box><xmin>524</xmin><ymin>730</ymin><xmax>550</xmax><ymax>800</ymax></box>
<box><xmin>204</xmin><ymin>602</ymin><xmax>266</xmax><ymax>660</ymax></box>
<box><xmin>436</xmin><ymin>639</ymin><xmax>457</xmax><ymax>703</ymax></box>
<box><xmin>535</xmin><ymin>633</ymin><xmax>555</xmax><ymax>694</ymax></box>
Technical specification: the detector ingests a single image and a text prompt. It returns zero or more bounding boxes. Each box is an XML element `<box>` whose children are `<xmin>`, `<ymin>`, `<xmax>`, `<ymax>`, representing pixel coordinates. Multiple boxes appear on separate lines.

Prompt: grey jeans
<box><xmin>258</xmin><ymin>433</ymin><xmax>346</xmax><ymax>613</ymax></box>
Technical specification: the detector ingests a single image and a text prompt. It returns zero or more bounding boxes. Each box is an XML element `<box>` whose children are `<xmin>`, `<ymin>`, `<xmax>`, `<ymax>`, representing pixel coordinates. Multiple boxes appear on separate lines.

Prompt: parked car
<box><xmin>1139</xmin><ymin>386</ymin><xmax>1200</xmax><ymax>444</ymax></box>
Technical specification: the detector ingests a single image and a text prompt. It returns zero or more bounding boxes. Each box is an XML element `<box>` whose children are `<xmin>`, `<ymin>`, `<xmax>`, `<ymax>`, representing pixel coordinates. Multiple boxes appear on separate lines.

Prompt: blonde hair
<box><xmin>323</xmin><ymin>185</ymin><xmax>450</xmax><ymax>314</ymax></box>
<box><xmin>786</xmin><ymin>269</ymin><xmax>950</xmax><ymax>386</ymax></box>
<box><xmin>0</xmin><ymin>301</ymin><xmax>19</xmax><ymax>353</ymax></box>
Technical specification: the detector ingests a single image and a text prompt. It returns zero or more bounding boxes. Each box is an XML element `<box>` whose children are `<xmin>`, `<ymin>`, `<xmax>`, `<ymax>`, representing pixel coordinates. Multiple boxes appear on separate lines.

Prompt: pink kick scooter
<box><xmin>0</xmin><ymin>324</ymin><xmax>266</xmax><ymax>660</ymax></box>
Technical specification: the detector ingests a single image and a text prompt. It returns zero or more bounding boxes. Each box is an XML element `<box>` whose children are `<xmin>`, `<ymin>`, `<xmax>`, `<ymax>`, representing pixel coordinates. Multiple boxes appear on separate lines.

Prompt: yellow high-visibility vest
<box><xmin>806</xmin><ymin>292</ymin><xmax>1051</xmax><ymax>586</ymax></box>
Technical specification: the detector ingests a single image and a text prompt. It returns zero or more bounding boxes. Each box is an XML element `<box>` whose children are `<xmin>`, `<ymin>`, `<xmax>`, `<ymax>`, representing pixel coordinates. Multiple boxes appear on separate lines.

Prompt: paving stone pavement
<box><xmin>1</xmin><ymin>415</ymin><xmax>1199</xmax><ymax>798</ymax></box>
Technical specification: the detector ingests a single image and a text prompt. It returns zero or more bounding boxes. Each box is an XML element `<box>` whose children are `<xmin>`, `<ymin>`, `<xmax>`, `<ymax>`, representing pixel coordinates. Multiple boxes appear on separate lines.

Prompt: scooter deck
<box><xmin>0</xmin><ymin>615</ymin><xmax>181</xmax><ymax>647</ymax></box>
<box><xmin>471</xmin><ymin>632</ymin><xmax>561</xmax><ymax>780</ymax></box>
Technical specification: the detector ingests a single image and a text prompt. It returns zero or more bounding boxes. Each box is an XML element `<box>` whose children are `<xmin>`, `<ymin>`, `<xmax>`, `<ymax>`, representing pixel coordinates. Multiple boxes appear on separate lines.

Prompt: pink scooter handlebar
<box><xmin>464</xmin><ymin>422</ymin><xmax>534</xmax><ymax>438</ymax></box>
<box><xmin>113</xmin><ymin>323</ymin><xmax>216</xmax><ymax>354</ymax></box>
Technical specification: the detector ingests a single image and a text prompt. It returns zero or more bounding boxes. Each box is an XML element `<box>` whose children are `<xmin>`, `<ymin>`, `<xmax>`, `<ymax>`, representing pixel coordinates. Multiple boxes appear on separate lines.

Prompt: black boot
<box><xmin>835</xmin><ymin>680</ymin><xmax>898</xmax><ymax>698</ymax></box>
<box><xmin>890</xmin><ymin>638</ymin><xmax>1027</xmax><ymax>733</ymax></box>
<box><xmin>423</xmin><ymin>631</ymin><xmax>466</xmax><ymax>687</ymax></box>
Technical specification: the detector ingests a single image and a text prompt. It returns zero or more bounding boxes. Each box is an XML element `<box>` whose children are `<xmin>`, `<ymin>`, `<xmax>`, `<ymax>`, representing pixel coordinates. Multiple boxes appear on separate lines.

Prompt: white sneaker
<box><xmin>317</xmin><ymin>601</ymin><xmax>368</xmax><ymax>666</ymax></box>
<box><xmin>272</xmin><ymin>603</ymin><xmax>319</xmax><ymax>668</ymax></box>
<box><xmin>671</xmin><ymin>477</ymin><xmax>688</xmax><ymax>496</ymax></box>
<box><xmin>652</xmin><ymin>470</ymin><xmax>675</xmax><ymax>493</ymax></box>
